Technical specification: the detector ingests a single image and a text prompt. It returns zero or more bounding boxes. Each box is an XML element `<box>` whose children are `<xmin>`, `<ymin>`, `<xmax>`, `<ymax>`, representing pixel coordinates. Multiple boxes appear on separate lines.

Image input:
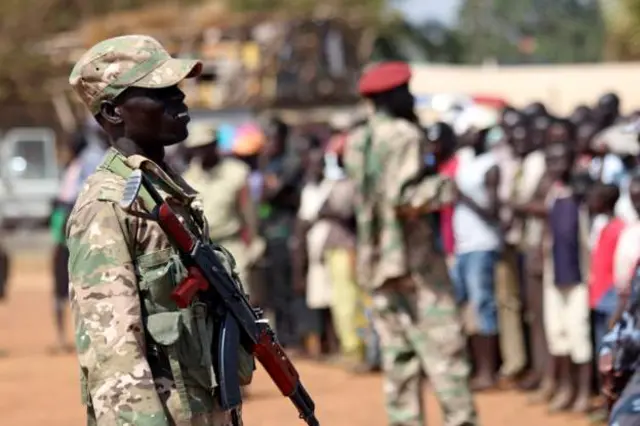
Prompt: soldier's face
<box><xmin>116</xmin><ymin>85</ymin><xmax>190</xmax><ymax>147</ymax></box>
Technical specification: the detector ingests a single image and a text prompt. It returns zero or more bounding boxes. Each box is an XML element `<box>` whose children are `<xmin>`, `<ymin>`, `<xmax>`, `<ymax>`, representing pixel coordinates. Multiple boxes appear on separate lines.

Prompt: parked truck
<box><xmin>0</xmin><ymin>127</ymin><xmax>60</xmax><ymax>229</ymax></box>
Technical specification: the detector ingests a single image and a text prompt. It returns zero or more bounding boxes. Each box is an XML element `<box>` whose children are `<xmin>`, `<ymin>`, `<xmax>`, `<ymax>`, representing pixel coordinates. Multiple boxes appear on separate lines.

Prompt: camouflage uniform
<box><xmin>67</xmin><ymin>35</ymin><xmax>253</xmax><ymax>426</ymax></box>
<box><xmin>344</xmin><ymin>113</ymin><xmax>477</xmax><ymax>426</ymax></box>
<box><xmin>602</xmin><ymin>267</ymin><xmax>640</xmax><ymax>426</ymax></box>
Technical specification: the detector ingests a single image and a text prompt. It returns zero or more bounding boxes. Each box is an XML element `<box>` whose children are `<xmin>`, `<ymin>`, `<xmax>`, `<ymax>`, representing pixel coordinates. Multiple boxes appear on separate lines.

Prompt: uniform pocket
<box><xmin>238</xmin><ymin>346</ymin><xmax>255</xmax><ymax>386</ymax></box>
<box><xmin>137</xmin><ymin>248</ymin><xmax>186</xmax><ymax>311</ymax></box>
<box><xmin>146</xmin><ymin>310</ymin><xmax>216</xmax><ymax>390</ymax></box>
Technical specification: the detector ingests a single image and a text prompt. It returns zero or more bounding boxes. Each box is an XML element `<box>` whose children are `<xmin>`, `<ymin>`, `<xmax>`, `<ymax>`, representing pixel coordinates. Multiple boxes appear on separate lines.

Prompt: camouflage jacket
<box><xmin>601</xmin><ymin>267</ymin><xmax>640</xmax><ymax>375</ymax></box>
<box><xmin>67</xmin><ymin>147</ymin><xmax>253</xmax><ymax>426</ymax></box>
<box><xmin>344</xmin><ymin>113</ymin><xmax>454</xmax><ymax>291</ymax></box>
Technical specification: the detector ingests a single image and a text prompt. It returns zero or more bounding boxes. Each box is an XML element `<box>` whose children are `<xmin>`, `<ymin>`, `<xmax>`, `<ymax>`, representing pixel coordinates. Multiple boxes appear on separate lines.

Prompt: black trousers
<box><xmin>0</xmin><ymin>247</ymin><xmax>9</xmax><ymax>300</ymax></box>
<box><xmin>264</xmin><ymin>238</ymin><xmax>312</xmax><ymax>347</ymax></box>
<box><xmin>53</xmin><ymin>243</ymin><xmax>70</xmax><ymax>301</ymax></box>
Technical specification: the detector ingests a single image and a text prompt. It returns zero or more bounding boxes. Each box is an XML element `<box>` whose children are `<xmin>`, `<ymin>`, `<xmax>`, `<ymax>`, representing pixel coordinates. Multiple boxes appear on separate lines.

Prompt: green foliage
<box><xmin>455</xmin><ymin>0</ymin><xmax>605</xmax><ymax>64</ymax></box>
<box><xmin>228</xmin><ymin>0</ymin><xmax>387</xmax><ymax>17</ymax></box>
<box><xmin>602</xmin><ymin>0</ymin><xmax>640</xmax><ymax>60</ymax></box>
<box><xmin>371</xmin><ymin>19</ymin><xmax>464</xmax><ymax>63</ymax></box>
<box><xmin>0</xmin><ymin>0</ymin><xmax>205</xmax><ymax>103</ymax></box>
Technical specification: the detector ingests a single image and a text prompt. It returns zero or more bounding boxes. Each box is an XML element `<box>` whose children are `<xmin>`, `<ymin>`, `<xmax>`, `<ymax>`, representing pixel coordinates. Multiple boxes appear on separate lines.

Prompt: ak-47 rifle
<box><xmin>120</xmin><ymin>169</ymin><xmax>319</xmax><ymax>426</ymax></box>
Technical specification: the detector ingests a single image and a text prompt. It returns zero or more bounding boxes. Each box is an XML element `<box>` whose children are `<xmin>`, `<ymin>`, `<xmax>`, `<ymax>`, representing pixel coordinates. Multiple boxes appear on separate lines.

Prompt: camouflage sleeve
<box><xmin>383</xmin><ymin>122</ymin><xmax>423</xmax><ymax>206</ymax></box>
<box><xmin>342</xmin><ymin>127</ymin><xmax>364</xmax><ymax>181</ymax></box>
<box><xmin>67</xmin><ymin>202</ymin><xmax>169</xmax><ymax>426</ymax></box>
<box><xmin>372</xmin><ymin>122</ymin><xmax>424</xmax><ymax>280</ymax></box>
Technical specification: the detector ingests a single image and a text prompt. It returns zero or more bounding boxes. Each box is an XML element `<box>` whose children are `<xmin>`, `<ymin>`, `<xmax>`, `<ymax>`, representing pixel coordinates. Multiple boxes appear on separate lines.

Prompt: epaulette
<box><xmin>97</xmin><ymin>185</ymin><xmax>124</xmax><ymax>204</ymax></box>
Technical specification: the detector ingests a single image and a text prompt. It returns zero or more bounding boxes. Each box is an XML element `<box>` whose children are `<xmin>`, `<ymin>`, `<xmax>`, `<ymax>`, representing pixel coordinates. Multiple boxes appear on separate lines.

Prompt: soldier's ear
<box><xmin>99</xmin><ymin>101</ymin><xmax>123</xmax><ymax>125</ymax></box>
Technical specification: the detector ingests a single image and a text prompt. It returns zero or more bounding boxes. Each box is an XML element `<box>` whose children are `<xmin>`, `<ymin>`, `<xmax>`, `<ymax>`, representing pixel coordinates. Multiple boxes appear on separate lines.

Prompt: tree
<box><xmin>455</xmin><ymin>0</ymin><xmax>605</xmax><ymax>64</ymax></box>
<box><xmin>371</xmin><ymin>18</ymin><xmax>465</xmax><ymax>63</ymax></box>
<box><xmin>601</xmin><ymin>0</ymin><xmax>640</xmax><ymax>60</ymax></box>
<box><xmin>0</xmin><ymin>0</ymin><xmax>208</xmax><ymax>105</ymax></box>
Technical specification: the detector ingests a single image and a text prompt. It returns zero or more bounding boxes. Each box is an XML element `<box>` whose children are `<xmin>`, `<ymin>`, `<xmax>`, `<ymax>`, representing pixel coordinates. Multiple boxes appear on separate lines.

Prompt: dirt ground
<box><xmin>0</xmin><ymin>252</ymin><xmax>591</xmax><ymax>426</ymax></box>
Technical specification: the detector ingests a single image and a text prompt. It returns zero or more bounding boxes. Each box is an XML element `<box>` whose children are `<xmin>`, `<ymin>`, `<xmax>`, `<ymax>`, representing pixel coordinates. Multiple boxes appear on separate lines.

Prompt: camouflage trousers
<box><xmin>610</xmin><ymin>369</ymin><xmax>640</xmax><ymax>426</ymax></box>
<box><xmin>85</xmin><ymin>393</ymin><xmax>242</xmax><ymax>426</ymax></box>
<box><xmin>370</xmin><ymin>274</ymin><xmax>478</xmax><ymax>426</ymax></box>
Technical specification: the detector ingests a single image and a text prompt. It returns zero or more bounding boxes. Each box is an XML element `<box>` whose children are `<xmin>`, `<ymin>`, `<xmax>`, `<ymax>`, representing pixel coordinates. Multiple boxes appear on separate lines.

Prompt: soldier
<box><xmin>344</xmin><ymin>61</ymin><xmax>477</xmax><ymax>426</ymax></box>
<box><xmin>67</xmin><ymin>35</ymin><xmax>253</xmax><ymax>426</ymax></box>
<box><xmin>182</xmin><ymin>123</ymin><xmax>260</xmax><ymax>293</ymax></box>
<box><xmin>601</xmin><ymin>174</ymin><xmax>640</xmax><ymax>426</ymax></box>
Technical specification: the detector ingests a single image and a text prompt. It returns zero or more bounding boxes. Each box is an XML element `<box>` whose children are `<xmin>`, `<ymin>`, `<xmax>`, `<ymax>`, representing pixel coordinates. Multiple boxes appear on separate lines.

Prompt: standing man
<box><xmin>344</xmin><ymin>61</ymin><xmax>477</xmax><ymax>426</ymax></box>
<box><xmin>182</xmin><ymin>123</ymin><xmax>259</xmax><ymax>293</ymax></box>
<box><xmin>494</xmin><ymin>117</ymin><xmax>528</xmax><ymax>384</ymax></box>
<box><xmin>452</xmin><ymin>120</ymin><xmax>502</xmax><ymax>391</ymax></box>
<box><xmin>260</xmin><ymin>118</ymin><xmax>305</xmax><ymax>350</ymax></box>
<box><xmin>67</xmin><ymin>35</ymin><xmax>253</xmax><ymax>425</ymax></box>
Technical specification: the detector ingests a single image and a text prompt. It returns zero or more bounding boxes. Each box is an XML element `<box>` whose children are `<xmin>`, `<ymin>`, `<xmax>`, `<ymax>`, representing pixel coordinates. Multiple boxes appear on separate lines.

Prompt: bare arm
<box><xmin>237</xmin><ymin>182</ymin><xmax>258</xmax><ymax>244</ymax></box>
<box><xmin>292</xmin><ymin>218</ymin><xmax>310</xmax><ymax>294</ymax></box>
<box><xmin>457</xmin><ymin>165</ymin><xmax>501</xmax><ymax>224</ymax></box>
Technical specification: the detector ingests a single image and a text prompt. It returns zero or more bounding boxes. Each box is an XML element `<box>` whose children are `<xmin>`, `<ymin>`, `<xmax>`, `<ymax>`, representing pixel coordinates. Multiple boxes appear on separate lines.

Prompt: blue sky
<box><xmin>396</xmin><ymin>0</ymin><xmax>461</xmax><ymax>24</ymax></box>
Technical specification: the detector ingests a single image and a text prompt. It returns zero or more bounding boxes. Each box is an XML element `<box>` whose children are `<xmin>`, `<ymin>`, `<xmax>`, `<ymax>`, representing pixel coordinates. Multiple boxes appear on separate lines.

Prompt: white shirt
<box><xmin>615</xmin><ymin>176</ymin><xmax>639</xmax><ymax>223</ymax></box>
<box><xmin>453</xmin><ymin>152</ymin><xmax>502</xmax><ymax>254</ymax></box>
<box><xmin>614</xmin><ymin>222</ymin><xmax>640</xmax><ymax>295</ymax></box>
<box><xmin>298</xmin><ymin>180</ymin><xmax>335</xmax><ymax>309</ymax></box>
<box><xmin>520</xmin><ymin>150</ymin><xmax>547</xmax><ymax>249</ymax></box>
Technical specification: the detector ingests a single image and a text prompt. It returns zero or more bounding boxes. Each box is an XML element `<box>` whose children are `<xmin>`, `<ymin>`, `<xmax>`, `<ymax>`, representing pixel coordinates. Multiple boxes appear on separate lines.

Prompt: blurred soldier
<box><xmin>183</xmin><ymin>123</ymin><xmax>260</xmax><ymax>293</ymax></box>
<box><xmin>600</xmin><ymin>175</ymin><xmax>640</xmax><ymax>425</ymax></box>
<box><xmin>344</xmin><ymin>61</ymin><xmax>477</xmax><ymax>426</ymax></box>
<box><xmin>67</xmin><ymin>35</ymin><xmax>253</xmax><ymax>425</ymax></box>
<box><xmin>182</xmin><ymin>124</ymin><xmax>261</xmax><ymax>398</ymax></box>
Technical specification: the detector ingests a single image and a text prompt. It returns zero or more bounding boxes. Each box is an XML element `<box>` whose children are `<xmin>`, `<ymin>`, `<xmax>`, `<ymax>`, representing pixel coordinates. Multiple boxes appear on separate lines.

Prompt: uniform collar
<box><xmin>103</xmin><ymin>146</ymin><xmax>199</xmax><ymax>204</ymax></box>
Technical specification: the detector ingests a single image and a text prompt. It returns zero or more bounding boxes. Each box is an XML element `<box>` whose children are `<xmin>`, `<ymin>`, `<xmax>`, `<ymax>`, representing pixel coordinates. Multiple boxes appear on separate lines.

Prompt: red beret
<box><xmin>358</xmin><ymin>61</ymin><xmax>412</xmax><ymax>96</ymax></box>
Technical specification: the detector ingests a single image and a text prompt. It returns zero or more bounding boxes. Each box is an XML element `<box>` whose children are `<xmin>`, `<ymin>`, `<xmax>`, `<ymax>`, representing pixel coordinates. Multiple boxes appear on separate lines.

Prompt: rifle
<box><xmin>120</xmin><ymin>169</ymin><xmax>319</xmax><ymax>426</ymax></box>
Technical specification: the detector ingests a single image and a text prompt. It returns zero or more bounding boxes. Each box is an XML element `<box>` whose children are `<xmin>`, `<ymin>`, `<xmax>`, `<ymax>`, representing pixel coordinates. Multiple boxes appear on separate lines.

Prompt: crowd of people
<box><xmin>48</xmin><ymin>50</ymin><xmax>640</xmax><ymax>424</ymax></box>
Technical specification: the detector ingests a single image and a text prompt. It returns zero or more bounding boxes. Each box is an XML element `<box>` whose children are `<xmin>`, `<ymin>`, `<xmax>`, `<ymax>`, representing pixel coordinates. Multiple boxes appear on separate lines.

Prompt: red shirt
<box><xmin>589</xmin><ymin>218</ymin><xmax>626</xmax><ymax>308</ymax></box>
<box><xmin>438</xmin><ymin>156</ymin><xmax>459</xmax><ymax>256</ymax></box>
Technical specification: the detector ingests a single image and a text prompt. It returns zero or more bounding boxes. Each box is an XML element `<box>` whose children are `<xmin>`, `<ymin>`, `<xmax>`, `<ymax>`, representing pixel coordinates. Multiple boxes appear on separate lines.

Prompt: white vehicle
<box><xmin>0</xmin><ymin>127</ymin><xmax>60</xmax><ymax>228</ymax></box>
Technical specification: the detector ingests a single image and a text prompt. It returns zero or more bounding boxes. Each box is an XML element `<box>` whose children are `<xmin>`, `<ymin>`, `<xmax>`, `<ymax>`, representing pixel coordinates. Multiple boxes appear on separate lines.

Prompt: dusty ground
<box><xmin>0</xmin><ymin>245</ymin><xmax>591</xmax><ymax>426</ymax></box>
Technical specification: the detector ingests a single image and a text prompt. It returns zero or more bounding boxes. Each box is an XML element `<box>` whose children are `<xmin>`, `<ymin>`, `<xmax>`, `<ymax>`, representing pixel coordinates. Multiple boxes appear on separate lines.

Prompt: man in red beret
<box><xmin>344</xmin><ymin>61</ymin><xmax>478</xmax><ymax>426</ymax></box>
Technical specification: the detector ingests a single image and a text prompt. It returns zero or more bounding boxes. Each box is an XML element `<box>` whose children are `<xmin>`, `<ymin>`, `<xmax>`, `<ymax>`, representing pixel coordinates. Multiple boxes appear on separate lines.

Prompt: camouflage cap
<box><xmin>69</xmin><ymin>34</ymin><xmax>202</xmax><ymax>115</ymax></box>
